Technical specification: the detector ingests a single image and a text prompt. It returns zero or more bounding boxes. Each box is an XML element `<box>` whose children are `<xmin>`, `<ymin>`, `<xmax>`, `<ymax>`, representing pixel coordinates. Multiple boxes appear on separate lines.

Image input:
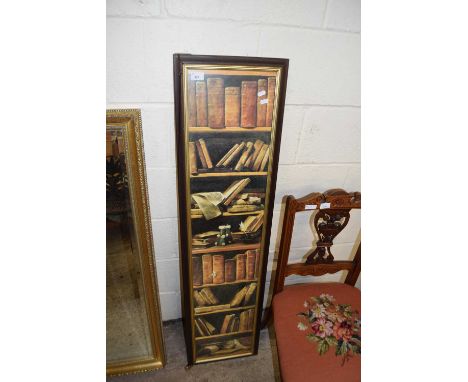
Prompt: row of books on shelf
<box><xmin>195</xmin><ymin>309</ymin><xmax>255</xmax><ymax>337</ymax></box>
<box><xmin>193</xmin><ymin>283</ymin><xmax>257</xmax><ymax>314</ymax></box>
<box><xmin>188</xmin><ymin>77</ymin><xmax>276</xmax><ymax>128</ymax></box>
<box><xmin>189</xmin><ymin>139</ymin><xmax>270</xmax><ymax>174</ymax></box>
<box><xmin>193</xmin><ymin>250</ymin><xmax>260</xmax><ymax>286</ymax></box>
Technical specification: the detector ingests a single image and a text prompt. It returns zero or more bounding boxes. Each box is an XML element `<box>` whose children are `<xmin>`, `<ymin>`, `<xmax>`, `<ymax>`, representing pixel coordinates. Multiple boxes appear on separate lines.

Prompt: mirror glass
<box><xmin>106</xmin><ymin>126</ymin><xmax>152</xmax><ymax>363</ymax></box>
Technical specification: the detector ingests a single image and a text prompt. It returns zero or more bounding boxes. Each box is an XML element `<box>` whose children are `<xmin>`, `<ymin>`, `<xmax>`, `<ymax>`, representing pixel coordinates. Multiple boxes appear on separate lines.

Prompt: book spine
<box><xmin>234</xmin><ymin>141</ymin><xmax>254</xmax><ymax>171</ymax></box>
<box><xmin>195</xmin><ymin>140</ymin><xmax>208</xmax><ymax>168</ymax></box>
<box><xmin>196</xmin><ymin>81</ymin><xmax>208</xmax><ymax>126</ymax></box>
<box><xmin>224</xmin><ymin>259</ymin><xmax>236</xmax><ymax>282</ymax></box>
<box><xmin>223</xmin><ymin>178</ymin><xmax>251</xmax><ymax>206</ymax></box>
<box><xmin>254</xmin><ymin>249</ymin><xmax>260</xmax><ymax>279</ymax></box>
<box><xmin>198</xmin><ymin>138</ymin><xmax>213</xmax><ymax>169</ymax></box>
<box><xmin>240</xmin><ymin>81</ymin><xmax>258</xmax><ymax>128</ymax></box>
<box><xmin>188</xmin><ymin>79</ymin><xmax>197</xmax><ymax>127</ymax></box>
<box><xmin>189</xmin><ymin>142</ymin><xmax>198</xmax><ymax>175</ymax></box>
<box><xmin>260</xmin><ymin>145</ymin><xmax>270</xmax><ymax>171</ymax></box>
<box><xmin>220</xmin><ymin>314</ymin><xmax>234</xmax><ymax>334</ymax></box>
<box><xmin>236</xmin><ymin>254</ymin><xmax>246</xmax><ymax>280</ymax></box>
<box><xmin>212</xmin><ymin>255</ymin><xmax>225</xmax><ymax>284</ymax></box>
<box><xmin>225</xmin><ymin>87</ymin><xmax>240</xmax><ymax>127</ymax></box>
<box><xmin>216</xmin><ymin>143</ymin><xmax>238</xmax><ymax>167</ymax></box>
<box><xmin>266</xmin><ymin>77</ymin><xmax>276</xmax><ymax>127</ymax></box>
<box><xmin>202</xmin><ymin>254</ymin><xmax>213</xmax><ymax>285</ymax></box>
<box><xmin>246</xmin><ymin>250</ymin><xmax>256</xmax><ymax>280</ymax></box>
<box><xmin>192</xmin><ymin>256</ymin><xmax>203</xmax><ymax>286</ymax></box>
<box><xmin>207</xmin><ymin>78</ymin><xmax>225</xmax><ymax>128</ymax></box>
<box><xmin>252</xmin><ymin>144</ymin><xmax>268</xmax><ymax>171</ymax></box>
<box><xmin>256</xmin><ymin>79</ymin><xmax>268</xmax><ymax>127</ymax></box>
<box><xmin>222</xmin><ymin>141</ymin><xmax>245</xmax><ymax>168</ymax></box>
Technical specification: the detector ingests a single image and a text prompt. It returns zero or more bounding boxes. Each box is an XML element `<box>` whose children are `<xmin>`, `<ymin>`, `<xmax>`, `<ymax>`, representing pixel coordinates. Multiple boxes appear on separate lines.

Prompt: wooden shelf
<box><xmin>189</xmin><ymin>127</ymin><xmax>271</xmax><ymax>133</ymax></box>
<box><xmin>192</xmin><ymin>242</ymin><xmax>260</xmax><ymax>255</ymax></box>
<box><xmin>191</xmin><ymin>210</ymin><xmax>262</xmax><ymax>220</ymax></box>
<box><xmin>191</xmin><ymin>171</ymin><xmax>267</xmax><ymax>178</ymax></box>
<box><xmin>195</xmin><ymin>330</ymin><xmax>253</xmax><ymax>341</ymax></box>
<box><xmin>195</xmin><ymin>305</ymin><xmax>256</xmax><ymax>317</ymax></box>
<box><xmin>193</xmin><ymin>279</ymin><xmax>257</xmax><ymax>290</ymax></box>
<box><xmin>196</xmin><ymin>349</ymin><xmax>253</xmax><ymax>364</ymax></box>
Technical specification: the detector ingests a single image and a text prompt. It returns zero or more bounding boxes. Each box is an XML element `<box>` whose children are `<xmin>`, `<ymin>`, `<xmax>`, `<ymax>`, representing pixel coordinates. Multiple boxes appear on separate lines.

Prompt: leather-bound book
<box><xmin>216</xmin><ymin>143</ymin><xmax>238</xmax><ymax>167</ymax></box>
<box><xmin>188</xmin><ymin>79</ymin><xmax>197</xmax><ymax>127</ymax></box>
<box><xmin>246</xmin><ymin>250</ymin><xmax>257</xmax><ymax>280</ymax></box>
<box><xmin>254</xmin><ymin>249</ymin><xmax>260</xmax><ymax>278</ymax></box>
<box><xmin>196</xmin><ymin>81</ymin><xmax>208</xmax><ymax>126</ymax></box>
<box><xmin>202</xmin><ymin>318</ymin><xmax>217</xmax><ymax>335</ymax></box>
<box><xmin>257</xmin><ymin>79</ymin><xmax>267</xmax><ymax>127</ymax></box>
<box><xmin>193</xmin><ymin>290</ymin><xmax>206</xmax><ymax>307</ymax></box>
<box><xmin>198</xmin><ymin>138</ymin><xmax>213</xmax><ymax>168</ymax></box>
<box><xmin>200</xmin><ymin>287</ymin><xmax>219</xmax><ymax>304</ymax></box>
<box><xmin>195</xmin><ymin>140</ymin><xmax>208</xmax><ymax>169</ymax></box>
<box><xmin>195</xmin><ymin>318</ymin><xmax>207</xmax><ymax>337</ymax></box>
<box><xmin>239</xmin><ymin>310</ymin><xmax>248</xmax><ymax>332</ymax></box>
<box><xmin>240</xmin><ymin>81</ymin><xmax>257</xmax><ymax>128</ymax></box>
<box><xmin>235</xmin><ymin>253</ymin><xmax>247</xmax><ymax>280</ymax></box>
<box><xmin>222</xmin><ymin>141</ymin><xmax>245</xmax><ymax>168</ymax></box>
<box><xmin>192</xmin><ymin>256</ymin><xmax>203</xmax><ymax>286</ymax></box>
<box><xmin>244</xmin><ymin>283</ymin><xmax>257</xmax><ymax>305</ymax></box>
<box><xmin>202</xmin><ymin>254</ymin><xmax>213</xmax><ymax>285</ymax></box>
<box><xmin>266</xmin><ymin>77</ymin><xmax>276</xmax><ymax>127</ymax></box>
<box><xmin>252</xmin><ymin>144</ymin><xmax>268</xmax><ymax>171</ymax></box>
<box><xmin>189</xmin><ymin>142</ymin><xmax>198</xmax><ymax>175</ymax></box>
<box><xmin>194</xmin><ymin>304</ymin><xmax>230</xmax><ymax>314</ymax></box>
<box><xmin>248</xmin><ymin>140</ymin><xmax>264</xmax><ymax>169</ymax></box>
<box><xmin>212</xmin><ymin>255</ymin><xmax>225</xmax><ymax>284</ymax></box>
<box><xmin>207</xmin><ymin>78</ymin><xmax>225</xmax><ymax>128</ymax></box>
<box><xmin>260</xmin><ymin>145</ymin><xmax>270</xmax><ymax>171</ymax></box>
<box><xmin>223</xmin><ymin>178</ymin><xmax>251</xmax><ymax>206</ymax></box>
<box><xmin>225</xmin><ymin>259</ymin><xmax>236</xmax><ymax>282</ymax></box>
<box><xmin>247</xmin><ymin>309</ymin><xmax>254</xmax><ymax>330</ymax></box>
<box><xmin>234</xmin><ymin>141</ymin><xmax>254</xmax><ymax>171</ymax></box>
<box><xmin>220</xmin><ymin>314</ymin><xmax>235</xmax><ymax>334</ymax></box>
<box><xmin>225</xmin><ymin>87</ymin><xmax>240</xmax><ymax>127</ymax></box>
<box><xmin>230</xmin><ymin>285</ymin><xmax>248</xmax><ymax>307</ymax></box>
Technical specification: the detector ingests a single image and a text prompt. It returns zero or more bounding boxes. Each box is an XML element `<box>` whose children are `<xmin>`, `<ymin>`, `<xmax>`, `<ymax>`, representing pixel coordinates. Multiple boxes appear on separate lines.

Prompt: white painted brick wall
<box><xmin>107</xmin><ymin>0</ymin><xmax>361</xmax><ymax>320</ymax></box>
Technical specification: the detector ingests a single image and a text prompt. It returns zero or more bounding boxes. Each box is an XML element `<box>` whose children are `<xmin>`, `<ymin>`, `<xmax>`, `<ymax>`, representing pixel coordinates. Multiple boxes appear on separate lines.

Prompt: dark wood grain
<box><xmin>262</xmin><ymin>189</ymin><xmax>361</xmax><ymax>328</ymax></box>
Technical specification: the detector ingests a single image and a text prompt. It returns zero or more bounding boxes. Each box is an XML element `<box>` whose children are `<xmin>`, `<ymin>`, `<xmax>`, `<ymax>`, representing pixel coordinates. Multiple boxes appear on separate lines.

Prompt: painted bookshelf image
<box><xmin>175</xmin><ymin>55</ymin><xmax>288</xmax><ymax>365</ymax></box>
<box><xmin>187</xmin><ymin>69</ymin><xmax>276</xmax><ymax>362</ymax></box>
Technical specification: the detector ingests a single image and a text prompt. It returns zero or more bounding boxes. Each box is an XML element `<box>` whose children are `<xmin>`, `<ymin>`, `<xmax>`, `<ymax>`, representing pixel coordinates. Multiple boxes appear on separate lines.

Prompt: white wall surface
<box><xmin>107</xmin><ymin>0</ymin><xmax>361</xmax><ymax>320</ymax></box>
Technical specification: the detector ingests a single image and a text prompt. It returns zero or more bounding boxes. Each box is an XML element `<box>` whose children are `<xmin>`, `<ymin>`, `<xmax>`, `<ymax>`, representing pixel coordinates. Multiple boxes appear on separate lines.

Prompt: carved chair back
<box><xmin>272</xmin><ymin>189</ymin><xmax>361</xmax><ymax>296</ymax></box>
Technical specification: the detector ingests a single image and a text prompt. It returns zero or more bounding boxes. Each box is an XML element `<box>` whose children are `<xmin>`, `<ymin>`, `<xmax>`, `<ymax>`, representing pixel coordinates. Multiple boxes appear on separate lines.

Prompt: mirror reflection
<box><xmin>106</xmin><ymin>127</ymin><xmax>152</xmax><ymax>363</ymax></box>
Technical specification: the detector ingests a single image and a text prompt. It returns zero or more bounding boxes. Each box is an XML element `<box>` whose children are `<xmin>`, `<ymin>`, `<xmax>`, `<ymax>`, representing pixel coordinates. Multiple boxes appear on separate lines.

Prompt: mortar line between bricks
<box><xmin>106</xmin><ymin>15</ymin><xmax>360</xmax><ymax>35</ymax></box>
<box><xmin>280</xmin><ymin>162</ymin><xmax>361</xmax><ymax>167</ymax></box>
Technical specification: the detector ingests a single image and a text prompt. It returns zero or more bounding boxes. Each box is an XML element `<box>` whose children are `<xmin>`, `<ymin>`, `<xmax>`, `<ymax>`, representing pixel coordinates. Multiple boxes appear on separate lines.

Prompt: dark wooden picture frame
<box><xmin>173</xmin><ymin>54</ymin><xmax>289</xmax><ymax>365</ymax></box>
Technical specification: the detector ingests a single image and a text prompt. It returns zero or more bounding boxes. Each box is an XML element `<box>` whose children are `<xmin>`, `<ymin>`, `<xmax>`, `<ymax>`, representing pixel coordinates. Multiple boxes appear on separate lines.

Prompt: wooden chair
<box><xmin>267</xmin><ymin>189</ymin><xmax>361</xmax><ymax>382</ymax></box>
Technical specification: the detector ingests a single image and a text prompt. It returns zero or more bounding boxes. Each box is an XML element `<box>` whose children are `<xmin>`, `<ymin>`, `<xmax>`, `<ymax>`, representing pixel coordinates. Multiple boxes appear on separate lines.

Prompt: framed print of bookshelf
<box><xmin>173</xmin><ymin>54</ymin><xmax>289</xmax><ymax>366</ymax></box>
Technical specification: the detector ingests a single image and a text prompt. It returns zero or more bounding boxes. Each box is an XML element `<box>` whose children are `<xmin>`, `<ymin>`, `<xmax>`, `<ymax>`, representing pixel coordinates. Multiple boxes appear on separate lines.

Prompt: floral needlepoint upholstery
<box><xmin>273</xmin><ymin>283</ymin><xmax>360</xmax><ymax>382</ymax></box>
<box><xmin>297</xmin><ymin>294</ymin><xmax>361</xmax><ymax>365</ymax></box>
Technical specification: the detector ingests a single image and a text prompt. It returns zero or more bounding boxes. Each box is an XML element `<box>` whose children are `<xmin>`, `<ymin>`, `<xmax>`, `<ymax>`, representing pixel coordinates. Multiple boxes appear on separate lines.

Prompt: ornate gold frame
<box><xmin>106</xmin><ymin>109</ymin><xmax>166</xmax><ymax>375</ymax></box>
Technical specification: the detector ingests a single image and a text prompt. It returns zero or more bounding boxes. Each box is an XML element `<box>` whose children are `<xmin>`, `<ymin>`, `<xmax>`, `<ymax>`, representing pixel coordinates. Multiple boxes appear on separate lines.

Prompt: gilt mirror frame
<box><xmin>106</xmin><ymin>109</ymin><xmax>165</xmax><ymax>375</ymax></box>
